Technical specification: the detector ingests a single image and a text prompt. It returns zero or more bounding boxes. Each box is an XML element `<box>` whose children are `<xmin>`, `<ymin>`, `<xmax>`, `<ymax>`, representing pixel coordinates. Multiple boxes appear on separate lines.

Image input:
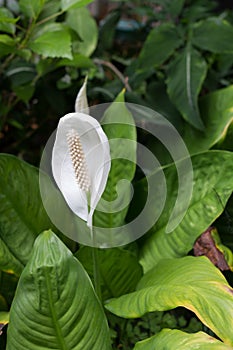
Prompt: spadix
<box><xmin>52</xmin><ymin>79</ymin><xmax>111</xmax><ymax>227</ymax></box>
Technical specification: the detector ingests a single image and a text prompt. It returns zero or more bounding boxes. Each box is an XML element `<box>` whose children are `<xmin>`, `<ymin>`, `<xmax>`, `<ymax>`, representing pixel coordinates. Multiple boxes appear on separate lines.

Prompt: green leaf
<box><xmin>138</xmin><ymin>23</ymin><xmax>182</xmax><ymax>68</ymax></box>
<box><xmin>61</xmin><ymin>0</ymin><xmax>93</xmax><ymax>11</ymax></box>
<box><xmin>94</xmin><ymin>91</ymin><xmax>137</xmax><ymax>229</ymax></box>
<box><xmin>6</xmin><ymin>230</ymin><xmax>111</xmax><ymax>350</ymax></box>
<box><xmin>0</xmin><ymin>8</ymin><xmax>17</xmax><ymax>34</ymax></box>
<box><xmin>0</xmin><ymin>272</ymin><xmax>18</xmax><ymax>306</ymax></box>
<box><xmin>29</xmin><ymin>28</ymin><xmax>72</xmax><ymax>59</ymax></box>
<box><xmin>5</xmin><ymin>61</ymin><xmax>36</xmax><ymax>87</ymax></box>
<box><xmin>183</xmin><ymin>85</ymin><xmax>233</xmax><ymax>154</ymax></box>
<box><xmin>76</xmin><ymin>246</ymin><xmax>143</xmax><ymax>300</ymax></box>
<box><xmin>37</xmin><ymin>0</ymin><xmax>61</xmax><ymax>22</ymax></box>
<box><xmin>167</xmin><ymin>46</ymin><xmax>207</xmax><ymax>130</ymax></box>
<box><xmin>66</xmin><ymin>7</ymin><xmax>98</xmax><ymax>57</ymax></box>
<box><xmin>13</xmin><ymin>84</ymin><xmax>35</xmax><ymax>103</ymax></box>
<box><xmin>137</xmin><ymin>151</ymin><xmax>233</xmax><ymax>272</ymax></box>
<box><xmin>193</xmin><ymin>17</ymin><xmax>233</xmax><ymax>53</ymax></box>
<box><xmin>0</xmin><ymin>154</ymin><xmax>53</xmax><ymax>276</ymax></box>
<box><xmin>0</xmin><ymin>34</ymin><xmax>15</xmax><ymax>58</ymax></box>
<box><xmin>0</xmin><ymin>311</ymin><xmax>9</xmax><ymax>326</ymax></box>
<box><xmin>106</xmin><ymin>256</ymin><xmax>233</xmax><ymax>345</ymax></box>
<box><xmin>134</xmin><ymin>329</ymin><xmax>233</xmax><ymax>350</ymax></box>
<box><xmin>19</xmin><ymin>0</ymin><xmax>46</xmax><ymax>18</ymax></box>
<box><xmin>98</xmin><ymin>11</ymin><xmax>121</xmax><ymax>51</ymax></box>
<box><xmin>36</xmin><ymin>53</ymin><xmax>94</xmax><ymax>76</ymax></box>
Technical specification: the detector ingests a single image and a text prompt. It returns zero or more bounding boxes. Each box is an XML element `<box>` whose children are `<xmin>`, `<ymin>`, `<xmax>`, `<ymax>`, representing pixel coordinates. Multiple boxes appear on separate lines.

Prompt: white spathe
<box><xmin>52</xmin><ymin>79</ymin><xmax>110</xmax><ymax>227</ymax></box>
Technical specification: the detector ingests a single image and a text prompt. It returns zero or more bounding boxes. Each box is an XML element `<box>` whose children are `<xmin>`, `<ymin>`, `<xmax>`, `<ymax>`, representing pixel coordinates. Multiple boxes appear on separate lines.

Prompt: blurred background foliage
<box><xmin>0</xmin><ymin>0</ymin><xmax>233</xmax><ymax>165</ymax></box>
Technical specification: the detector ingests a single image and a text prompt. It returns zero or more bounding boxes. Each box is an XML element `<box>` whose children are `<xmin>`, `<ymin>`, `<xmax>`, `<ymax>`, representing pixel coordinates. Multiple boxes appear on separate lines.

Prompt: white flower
<box><xmin>52</xmin><ymin>78</ymin><xmax>111</xmax><ymax>227</ymax></box>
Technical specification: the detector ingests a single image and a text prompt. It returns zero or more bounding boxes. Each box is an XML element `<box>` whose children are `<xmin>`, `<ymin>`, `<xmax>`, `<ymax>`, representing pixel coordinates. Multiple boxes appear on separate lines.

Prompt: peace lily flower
<box><xmin>52</xmin><ymin>78</ymin><xmax>111</xmax><ymax>227</ymax></box>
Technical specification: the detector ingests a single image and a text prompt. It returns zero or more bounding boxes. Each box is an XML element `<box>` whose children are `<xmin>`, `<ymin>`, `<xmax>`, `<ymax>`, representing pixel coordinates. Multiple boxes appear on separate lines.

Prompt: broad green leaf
<box><xmin>76</xmin><ymin>246</ymin><xmax>143</xmax><ymax>300</ymax></box>
<box><xmin>94</xmin><ymin>91</ymin><xmax>137</xmax><ymax>228</ymax></box>
<box><xmin>0</xmin><ymin>35</ymin><xmax>15</xmax><ymax>58</ymax></box>
<box><xmin>193</xmin><ymin>17</ymin><xmax>233</xmax><ymax>53</ymax></box>
<box><xmin>19</xmin><ymin>0</ymin><xmax>45</xmax><ymax>18</ymax></box>
<box><xmin>7</xmin><ymin>230</ymin><xmax>111</xmax><ymax>350</ymax></box>
<box><xmin>167</xmin><ymin>46</ymin><xmax>207</xmax><ymax>130</ymax></box>
<box><xmin>106</xmin><ymin>256</ymin><xmax>233</xmax><ymax>345</ymax></box>
<box><xmin>66</xmin><ymin>7</ymin><xmax>98</xmax><ymax>57</ymax></box>
<box><xmin>183</xmin><ymin>85</ymin><xmax>233</xmax><ymax>154</ymax></box>
<box><xmin>29</xmin><ymin>28</ymin><xmax>72</xmax><ymax>59</ymax></box>
<box><xmin>0</xmin><ymin>154</ymin><xmax>53</xmax><ymax>275</ymax></box>
<box><xmin>138</xmin><ymin>23</ymin><xmax>182</xmax><ymax>68</ymax></box>
<box><xmin>137</xmin><ymin>151</ymin><xmax>233</xmax><ymax>272</ymax></box>
<box><xmin>134</xmin><ymin>329</ymin><xmax>233</xmax><ymax>350</ymax></box>
<box><xmin>0</xmin><ymin>8</ymin><xmax>17</xmax><ymax>34</ymax></box>
<box><xmin>61</xmin><ymin>0</ymin><xmax>93</xmax><ymax>11</ymax></box>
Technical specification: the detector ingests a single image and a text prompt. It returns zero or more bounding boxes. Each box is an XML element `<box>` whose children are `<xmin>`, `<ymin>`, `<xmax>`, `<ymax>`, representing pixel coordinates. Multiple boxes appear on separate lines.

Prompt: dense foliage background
<box><xmin>1</xmin><ymin>0</ymin><xmax>233</xmax><ymax>349</ymax></box>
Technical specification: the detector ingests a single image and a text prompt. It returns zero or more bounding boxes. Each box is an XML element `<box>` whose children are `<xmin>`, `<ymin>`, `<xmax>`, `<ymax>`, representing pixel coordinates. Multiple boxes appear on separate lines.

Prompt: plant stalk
<box><xmin>90</xmin><ymin>226</ymin><xmax>102</xmax><ymax>301</ymax></box>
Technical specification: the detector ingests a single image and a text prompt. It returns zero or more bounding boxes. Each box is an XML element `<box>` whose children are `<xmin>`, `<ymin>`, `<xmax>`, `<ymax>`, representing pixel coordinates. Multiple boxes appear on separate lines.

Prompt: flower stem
<box><xmin>90</xmin><ymin>226</ymin><xmax>102</xmax><ymax>301</ymax></box>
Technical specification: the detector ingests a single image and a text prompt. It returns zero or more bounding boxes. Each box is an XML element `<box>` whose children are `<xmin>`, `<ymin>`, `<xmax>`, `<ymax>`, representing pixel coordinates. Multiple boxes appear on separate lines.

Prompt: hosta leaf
<box><xmin>66</xmin><ymin>7</ymin><xmax>98</xmax><ymax>57</ymax></box>
<box><xmin>106</xmin><ymin>256</ymin><xmax>233</xmax><ymax>345</ymax></box>
<box><xmin>183</xmin><ymin>85</ymin><xmax>233</xmax><ymax>154</ymax></box>
<box><xmin>29</xmin><ymin>28</ymin><xmax>72</xmax><ymax>59</ymax></box>
<box><xmin>193</xmin><ymin>17</ymin><xmax>233</xmax><ymax>53</ymax></box>
<box><xmin>137</xmin><ymin>151</ymin><xmax>233</xmax><ymax>272</ymax></box>
<box><xmin>0</xmin><ymin>154</ymin><xmax>52</xmax><ymax>275</ymax></box>
<box><xmin>138</xmin><ymin>23</ymin><xmax>182</xmax><ymax>68</ymax></box>
<box><xmin>61</xmin><ymin>0</ymin><xmax>93</xmax><ymax>11</ymax></box>
<box><xmin>6</xmin><ymin>230</ymin><xmax>111</xmax><ymax>349</ymax></box>
<box><xmin>167</xmin><ymin>46</ymin><xmax>207</xmax><ymax>130</ymax></box>
<box><xmin>94</xmin><ymin>91</ymin><xmax>137</xmax><ymax>229</ymax></box>
<box><xmin>76</xmin><ymin>246</ymin><xmax>143</xmax><ymax>300</ymax></box>
<box><xmin>134</xmin><ymin>329</ymin><xmax>233</xmax><ymax>350</ymax></box>
<box><xmin>19</xmin><ymin>0</ymin><xmax>45</xmax><ymax>18</ymax></box>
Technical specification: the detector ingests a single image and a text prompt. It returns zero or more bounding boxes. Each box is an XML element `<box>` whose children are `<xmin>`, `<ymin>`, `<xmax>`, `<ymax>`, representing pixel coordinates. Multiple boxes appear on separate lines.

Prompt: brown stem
<box><xmin>94</xmin><ymin>58</ymin><xmax>132</xmax><ymax>92</ymax></box>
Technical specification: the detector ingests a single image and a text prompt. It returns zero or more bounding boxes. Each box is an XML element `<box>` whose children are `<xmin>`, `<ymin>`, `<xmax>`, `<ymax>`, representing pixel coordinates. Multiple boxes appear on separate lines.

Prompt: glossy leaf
<box><xmin>7</xmin><ymin>230</ymin><xmax>111</xmax><ymax>349</ymax></box>
<box><xmin>138</xmin><ymin>151</ymin><xmax>233</xmax><ymax>272</ymax></box>
<box><xmin>183</xmin><ymin>85</ymin><xmax>233</xmax><ymax>154</ymax></box>
<box><xmin>134</xmin><ymin>329</ymin><xmax>233</xmax><ymax>350</ymax></box>
<box><xmin>66</xmin><ymin>7</ymin><xmax>98</xmax><ymax>57</ymax></box>
<box><xmin>76</xmin><ymin>246</ymin><xmax>143</xmax><ymax>300</ymax></box>
<box><xmin>19</xmin><ymin>0</ymin><xmax>45</xmax><ymax>18</ymax></box>
<box><xmin>61</xmin><ymin>0</ymin><xmax>93</xmax><ymax>11</ymax></box>
<box><xmin>94</xmin><ymin>91</ymin><xmax>137</xmax><ymax>228</ymax></box>
<box><xmin>0</xmin><ymin>154</ymin><xmax>53</xmax><ymax>276</ymax></box>
<box><xmin>167</xmin><ymin>46</ymin><xmax>207</xmax><ymax>130</ymax></box>
<box><xmin>0</xmin><ymin>8</ymin><xmax>17</xmax><ymax>35</ymax></box>
<box><xmin>193</xmin><ymin>17</ymin><xmax>233</xmax><ymax>53</ymax></box>
<box><xmin>138</xmin><ymin>23</ymin><xmax>182</xmax><ymax>68</ymax></box>
<box><xmin>29</xmin><ymin>28</ymin><xmax>72</xmax><ymax>59</ymax></box>
<box><xmin>106</xmin><ymin>256</ymin><xmax>233</xmax><ymax>345</ymax></box>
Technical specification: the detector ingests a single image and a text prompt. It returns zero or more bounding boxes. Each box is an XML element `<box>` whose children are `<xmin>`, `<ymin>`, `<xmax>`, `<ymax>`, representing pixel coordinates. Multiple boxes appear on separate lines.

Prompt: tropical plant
<box><xmin>1</xmin><ymin>0</ymin><xmax>233</xmax><ymax>349</ymax></box>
